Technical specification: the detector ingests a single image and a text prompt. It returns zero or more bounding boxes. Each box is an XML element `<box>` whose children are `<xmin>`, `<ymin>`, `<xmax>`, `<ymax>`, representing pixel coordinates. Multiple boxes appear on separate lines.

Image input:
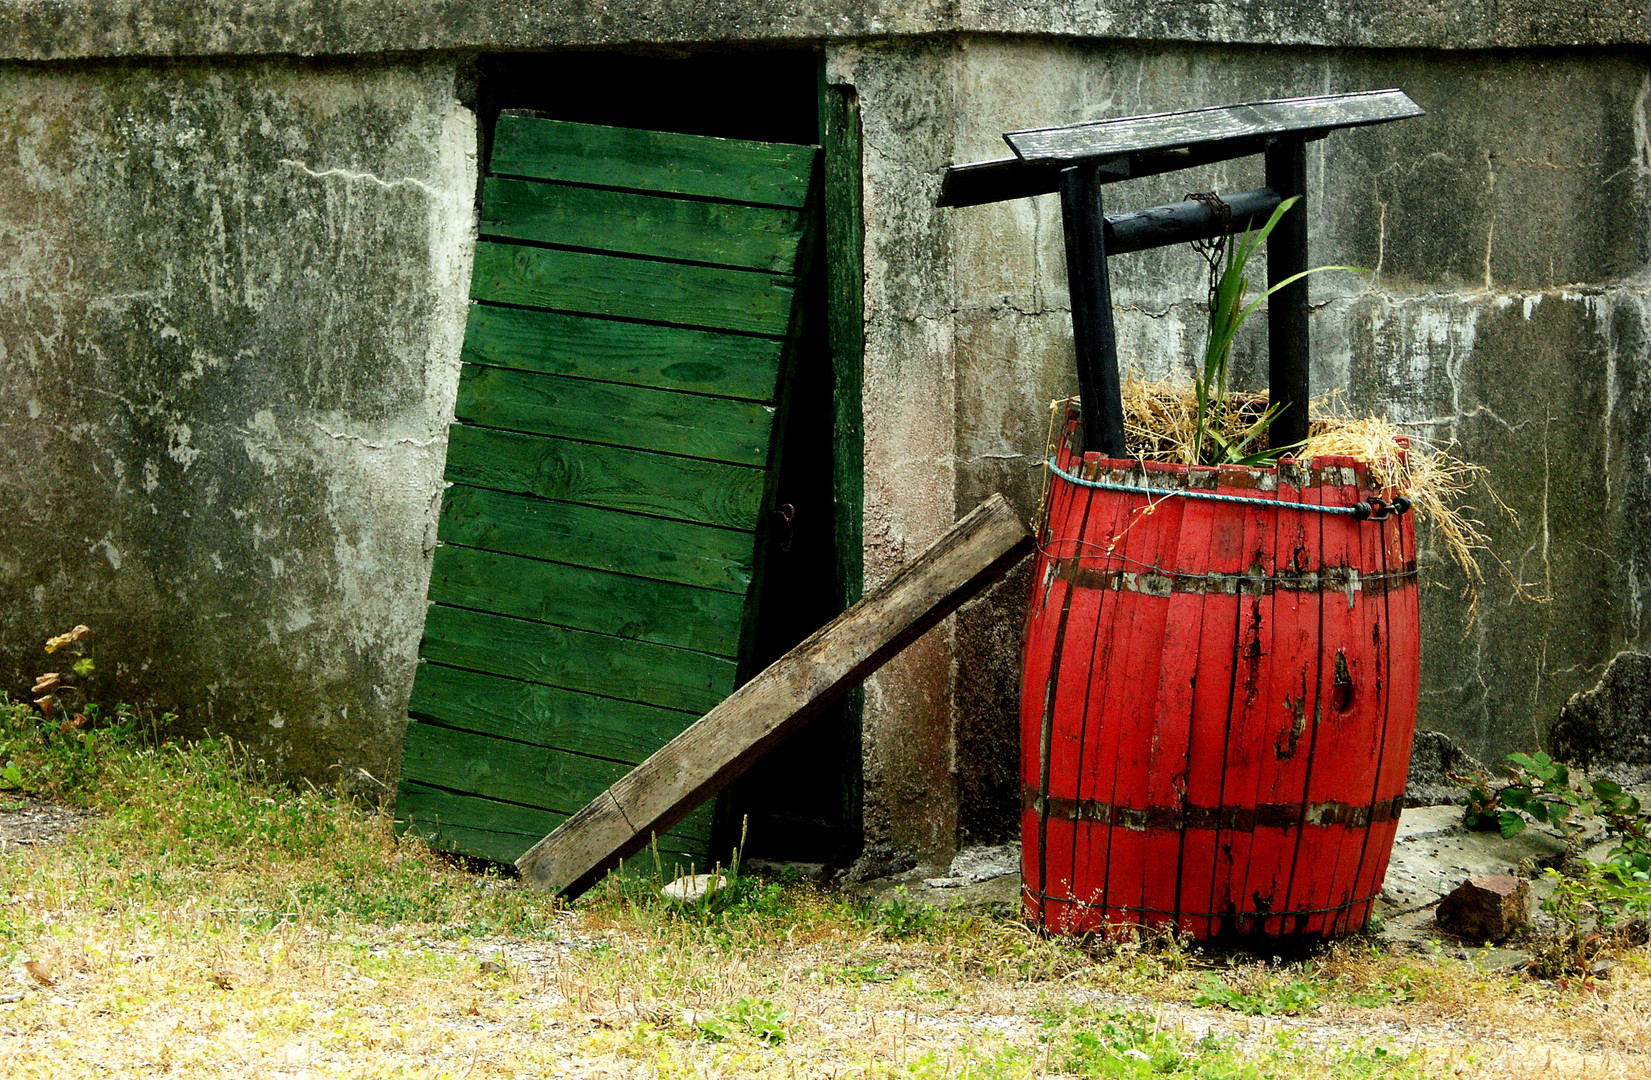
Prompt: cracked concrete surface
<box><xmin>0</xmin><ymin>56</ymin><xmax>476</xmax><ymax>786</ymax></box>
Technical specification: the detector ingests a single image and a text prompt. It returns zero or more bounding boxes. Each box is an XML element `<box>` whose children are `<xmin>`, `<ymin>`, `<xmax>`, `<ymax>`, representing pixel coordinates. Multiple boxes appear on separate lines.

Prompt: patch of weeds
<box><xmin>1057</xmin><ymin>1010</ymin><xmax>1188</xmax><ymax>1075</ymax></box>
<box><xmin>830</xmin><ymin>960</ymin><xmax>896</xmax><ymax>984</ymax></box>
<box><xmin>3</xmin><ymin>733</ymin><xmax>558</xmax><ymax>941</ymax></box>
<box><xmin>696</xmin><ymin>997</ymin><xmax>787</xmax><ymax>1045</ymax></box>
<box><xmin>874</xmin><ymin>888</ymin><xmax>941</xmax><ymax>939</ymax></box>
<box><xmin>905</xmin><ymin>1044</ymin><xmax>1035</xmax><ymax>1079</ymax></box>
<box><xmin>1191</xmin><ymin>972</ymin><xmax>1321</xmax><ymax>1016</ymax></box>
<box><xmin>0</xmin><ymin>625</ymin><xmax>172</xmax><ymax>799</ymax></box>
<box><xmin>1037</xmin><ymin>1005</ymin><xmax>1435</xmax><ymax>1079</ymax></box>
<box><xmin>1531</xmin><ymin>861</ymin><xmax>1651</xmax><ymax>979</ymax></box>
<box><xmin>1461</xmin><ymin>751</ymin><xmax>1651</xmax><ymax>974</ymax></box>
<box><xmin>584</xmin><ymin>854</ymin><xmax>845</xmax><ymax>951</ymax></box>
<box><xmin>1340</xmin><ymin>984</ymin><xmax>1405</xmax><ymax>1009</ymax></box>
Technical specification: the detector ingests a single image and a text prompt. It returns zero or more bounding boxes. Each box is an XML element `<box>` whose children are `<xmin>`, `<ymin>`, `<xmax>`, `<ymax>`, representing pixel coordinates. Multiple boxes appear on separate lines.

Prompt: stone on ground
<box><xmin>661</xmin><ymin>873</ymin><xmax>728</xmax><ymax>904</ymax></box>
<box><xmin>1434</xmin><ymin>874</ymin><xmax>1532</xmax><ymax>942</ymax></box>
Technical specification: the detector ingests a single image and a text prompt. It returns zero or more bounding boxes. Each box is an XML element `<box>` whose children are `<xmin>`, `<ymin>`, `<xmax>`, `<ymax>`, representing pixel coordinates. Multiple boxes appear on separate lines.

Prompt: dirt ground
<box><xmin>0</xmin><ymin>794</ymin><xmax>90</xmax><ymax>852</ymax></box>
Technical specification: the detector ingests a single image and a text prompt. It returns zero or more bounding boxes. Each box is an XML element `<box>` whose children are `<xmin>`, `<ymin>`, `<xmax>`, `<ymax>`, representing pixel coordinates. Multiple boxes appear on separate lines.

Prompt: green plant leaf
<box><xmin>1498</xmin><ymin>810</ymin><xmax>1528</xmax><ymax>839</ymax></box>
<box><xmin>1231</xmin><ymin>264</ymin><xmax>1369</xmax><ymax>331</ymax></box>
<box><xmin>72</xmin><ymin>658</ymin><xmax>94</xmax><ymax>678</ymax></box>
<box><xmin>1188</xmin><ymin>193</ymin><xmax>1369</xmax><ymax>466</ymax></box>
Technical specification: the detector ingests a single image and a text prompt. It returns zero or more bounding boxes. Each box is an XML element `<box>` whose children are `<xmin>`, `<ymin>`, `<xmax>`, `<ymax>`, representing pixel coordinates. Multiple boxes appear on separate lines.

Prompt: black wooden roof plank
<box><xmin>938</xmin><ymin>136</ymin><xmax>1278</xmax><ymax>208</ymax></box>
<box><xmin>1003</xmin><ymin>89</ymin><xmax>1423</xmax><ymax>164</ymax></box>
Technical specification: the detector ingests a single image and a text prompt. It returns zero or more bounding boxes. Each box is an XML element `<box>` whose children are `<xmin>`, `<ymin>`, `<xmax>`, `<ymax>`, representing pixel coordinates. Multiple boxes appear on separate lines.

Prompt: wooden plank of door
<box><xmin>427</xmin><ymin>546</ymin><xmax>745</xmax><ymax>657</ymax></box>
<box><xmin>420</xmin><ymin>603</ymin><xmax>738</xmax><ymax>715</ymax></box>
<box><xmin>401</xmin><ymin>720</ymin><xmax>636</xmax><ymax>816</ymax></box>
<box><xmin>454</xmin><ymin>365</ymin><xmax>776</xmax><ymax>468</ymax></box>
<box><xmin>480</xmin><ymin>178</ymin><xmax>808</xmax><ymax>273</ymax></box>
<box><xmin>470</xmin><ymin>242</ymin><xmax>798</xmax><ymax>336</ymax></box>
<box><xmin>408</xmin><ymin>663</ymin><xmax>699</xmax><ymax>764</ymax></box>
<box><xmin>462</xmin><ymin>305</ymin><xmax>786</xmax><ymax>402</ymax></box>
<box><xmin>437</xmin><ymin>485</ymin><xmax>756</xmax><ymax>595</ymax></box>
<box><xmin>490</xmin><ymin>115</ymin><xmax>818</xmax><ymax>207</ymax></box>
<box><xmin>397</xmin><ymin>781</ymin><xmax>713</xmax><ymax>861</ymax></box>
<box><xmin>443</xmin><ymin>425</ymin><xmax>767</xmax><ymax>529</ymax></box>
<box><xmin>515</xmin><ymin>493</ymin><xmax>1036</xmax><ymax>897</ymax></box>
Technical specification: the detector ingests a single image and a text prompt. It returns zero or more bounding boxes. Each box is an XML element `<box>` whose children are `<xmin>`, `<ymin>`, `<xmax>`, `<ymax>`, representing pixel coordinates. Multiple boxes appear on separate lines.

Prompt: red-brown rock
<box><xmin>1435</xmin><ymin>875</ymin><xmax>1532</xmax><ymax>942</ymax></box>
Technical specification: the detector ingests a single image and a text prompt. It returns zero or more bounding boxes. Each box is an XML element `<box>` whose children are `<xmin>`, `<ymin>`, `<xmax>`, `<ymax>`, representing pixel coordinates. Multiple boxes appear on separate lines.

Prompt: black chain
<box><xmin>1187</xmin><ymin>191</ymin><xmax>1233</xmax><ymax>309</ymax></box>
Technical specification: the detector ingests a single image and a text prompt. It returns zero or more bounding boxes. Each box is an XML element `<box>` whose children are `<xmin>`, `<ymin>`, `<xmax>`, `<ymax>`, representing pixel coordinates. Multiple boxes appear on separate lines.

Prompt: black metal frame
<box><xmin>939</xmin><ymin>89</ymin><xmax>1424</xmax><ymax>456</ymax></box>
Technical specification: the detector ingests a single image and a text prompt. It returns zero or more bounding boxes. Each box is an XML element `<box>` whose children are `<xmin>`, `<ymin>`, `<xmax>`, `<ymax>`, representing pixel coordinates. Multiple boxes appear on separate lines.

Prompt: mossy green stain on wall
<box><xmin>0</xmin><ymin>55</ymin><xmax>477</xmax><ymax>788</ymax></box>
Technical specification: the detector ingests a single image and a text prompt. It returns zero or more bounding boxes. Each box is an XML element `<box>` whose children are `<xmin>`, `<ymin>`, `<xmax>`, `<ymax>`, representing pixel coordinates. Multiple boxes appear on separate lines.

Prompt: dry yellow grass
<box><xmin>3</xmin><ymin>738</ymin><xmax>1646</xmax><ymax>1078</ymax></box>
<box><xmin>7</xmin><ymin>874</ymin><xmax>1651</xmax><ymax>1079</ymax></box>
<box><xmin>7</xmin><ymin>823</ymin><xmax>1651</xmax><ymax>1077</ymax></box>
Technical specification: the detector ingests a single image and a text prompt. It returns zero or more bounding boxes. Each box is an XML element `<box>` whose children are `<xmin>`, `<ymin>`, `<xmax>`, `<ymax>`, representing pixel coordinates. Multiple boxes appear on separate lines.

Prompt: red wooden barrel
<box><xmin>1021</xmin><ymin>402</ymin><xmax>1421</xmax><ymax>940</ymax></box>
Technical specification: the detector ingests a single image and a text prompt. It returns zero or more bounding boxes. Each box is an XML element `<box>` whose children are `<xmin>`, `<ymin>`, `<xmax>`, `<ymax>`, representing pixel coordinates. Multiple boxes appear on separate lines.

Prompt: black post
<box><xmin>1265</xmin><ymin>137</ymin><xmax>1310</xmax><ymax>449</ymax></box>
<box><xmin>1058</xmin><ymin>165</ymin><xmax>1127</xmax><ymax>457</ymax></box>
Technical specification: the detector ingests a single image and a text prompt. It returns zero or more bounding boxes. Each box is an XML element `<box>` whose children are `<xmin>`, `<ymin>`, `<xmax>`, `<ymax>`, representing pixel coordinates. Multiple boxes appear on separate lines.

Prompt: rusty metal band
<box><xmin>1048</xmin><ymin>558</ymin><xmax>1419</xmax><ymax>597</ymax></box>
<box><xmin>1050</xmin><ymin>455</ymin><xmax>1362</xmax><ymax>492</ymax></box>
<box><xmin>1023</xmin><ymin>789</ymin><xmax>1405</xmax><ymax>831</ymax></box>
<box><xmin>1019</xmin><ymin>886</ymin><xmax>1383</xmax><ymax>920</ymax></box>
<box><xmin>1048</xmin><ymin>458</ymin><xmax>1373</xmax><ymax>511</ymax></box>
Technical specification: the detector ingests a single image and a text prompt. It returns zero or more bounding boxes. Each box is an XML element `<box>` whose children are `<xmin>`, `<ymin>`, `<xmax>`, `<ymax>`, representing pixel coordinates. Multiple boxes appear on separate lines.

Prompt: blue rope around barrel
<box><xmin>1046</xmin><ymin>457</ymin><xmax>1410</xmax><ymax>521</ymax></box>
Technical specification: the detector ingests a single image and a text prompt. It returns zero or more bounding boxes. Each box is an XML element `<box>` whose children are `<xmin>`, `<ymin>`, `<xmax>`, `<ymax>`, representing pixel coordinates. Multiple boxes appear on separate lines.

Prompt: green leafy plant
<box><xmin>696</xmin><ymin>997</ymin><xmax>787</xmax><ymax>1045</ymax></box>
<box><xmin>1460</xmin><ymin>751</ymin><xmax>1649</xmax><ymax>878</ymax></box>
<box><xmin>31</xmin><ymin>624</ymin><xmax>94</xmax><ymax>729</ymax></box>
<box><xmin>1461</xmin><ymin>751</ymin><xmax>1589</xmax><ymax>838</ymax></box>
<box><xmin>1190</xmin><ymin>195</ymin><xmax>1363</xmax><ymax>466</ymax></box>
<box><xmin>1190</xmin><ymin>973</ymin><xmax>1321</xmax><ymax>1016</ymax></box>
<box><xmin>1530</xmin><ymin>861</ymin><xmax>1651</xmax><ymax>978</ymax></box>
<box><xmin>1460</xmin><ymin>750</ymin><xmax>1651</xmax><ymax>973</ymax></box>
<box><xmin>871</xmin><ymin>887</ymin><xmax>940</xmax><ymax>939</ymax></box>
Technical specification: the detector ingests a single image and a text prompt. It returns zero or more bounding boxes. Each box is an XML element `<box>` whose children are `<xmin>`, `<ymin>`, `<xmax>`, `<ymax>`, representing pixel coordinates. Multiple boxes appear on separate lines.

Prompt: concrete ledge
<box><xmin>0</xmin><ymin>0</ymin><xmax>1645</xmax><ymax>63</ymax></box>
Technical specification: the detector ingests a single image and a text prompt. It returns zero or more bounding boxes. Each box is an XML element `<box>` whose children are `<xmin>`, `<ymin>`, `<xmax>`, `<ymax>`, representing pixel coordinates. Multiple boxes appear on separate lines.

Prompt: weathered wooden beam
<box><xmin>1059</xmin><ymin>165</ymin><xmax>1126</xmax><ymax>457</ymax></box>
<box><xmin>1105</xmin><ymin>187</ymin><xmax>1282</xmax><ymax>255</ymax></box>
<box><xmin>515</xmin><ymin>493</ymin><xmax>1036</xmax><ymax>897</ymax></box>
<box><xmin>938</xmin><ymin>156</ymin><xmax>1104</xmax><ymax>207</ymax></box>
<box><xmin>1004</xmin><ymin>89</ymin><xmax>1423</xmax><ymax>165</ymax></box>
<box><xmin>936</xmin><ymin>137</ymin><xmax>1274</xmax><ymax>208</ymax></box>
<box><xmin>1265</xmin><ymin>138</ymin><xmax>1310</xmax><ymax>448</ymax></box>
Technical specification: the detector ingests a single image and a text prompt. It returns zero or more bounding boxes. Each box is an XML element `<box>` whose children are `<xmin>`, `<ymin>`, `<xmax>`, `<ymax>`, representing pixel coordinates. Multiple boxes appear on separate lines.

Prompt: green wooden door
<box><xmin>395</xmin><ymin>115</ymin><xmax>820</xmax><ymax>869</ymax></box>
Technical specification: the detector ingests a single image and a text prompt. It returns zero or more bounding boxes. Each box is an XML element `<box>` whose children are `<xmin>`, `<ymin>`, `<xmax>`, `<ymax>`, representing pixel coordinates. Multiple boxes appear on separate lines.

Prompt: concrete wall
<box><xmin>0</xmin><ymin>1</ymin><xmax>1643</xmax><ymax>59</ymax></box>
<box><xmin>839</xmin><ymin>37</ymin><xmax>1651</xmax><ymax>854</ymax></box>
<box><xmin>0</xmin><ymin>56</ymin><xmax>477</xmax><ymax>785</ymax></box>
